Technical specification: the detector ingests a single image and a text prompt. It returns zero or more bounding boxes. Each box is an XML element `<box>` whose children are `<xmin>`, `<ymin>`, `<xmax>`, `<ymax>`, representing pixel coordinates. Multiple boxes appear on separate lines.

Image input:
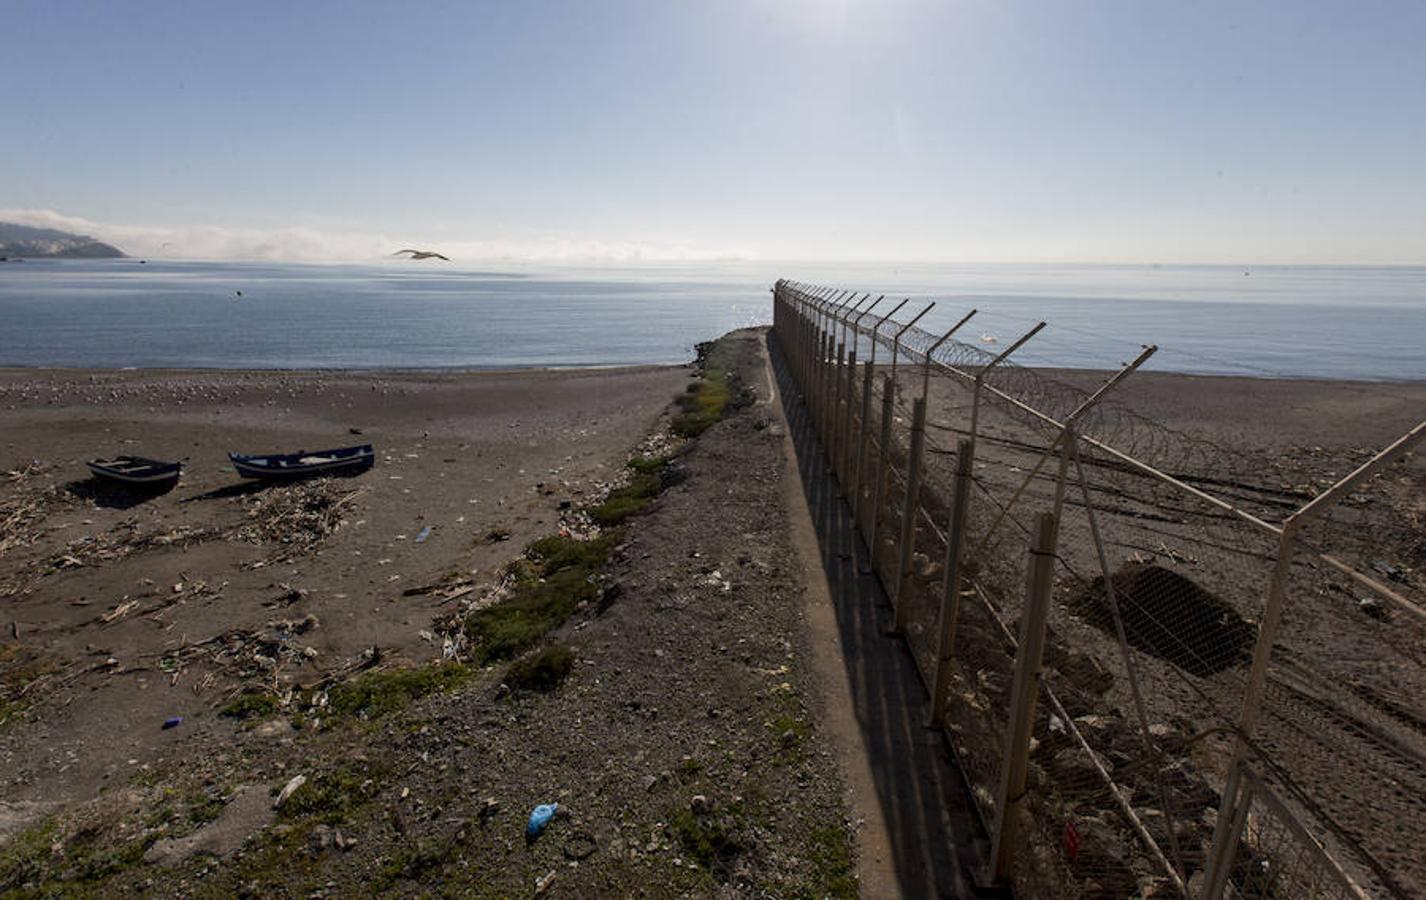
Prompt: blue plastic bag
<box><xmin>526</xmin><ymin>803</ymin><xmax>559</xmax><ymax>839</ymax></box>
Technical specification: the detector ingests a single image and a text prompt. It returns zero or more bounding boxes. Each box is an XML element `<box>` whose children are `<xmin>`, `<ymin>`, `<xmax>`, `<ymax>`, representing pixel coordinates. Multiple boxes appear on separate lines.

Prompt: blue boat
<box><xmin>230</xmin><ymin>444</ymin><xmax>375</xmax><ymax>480</ymax></box>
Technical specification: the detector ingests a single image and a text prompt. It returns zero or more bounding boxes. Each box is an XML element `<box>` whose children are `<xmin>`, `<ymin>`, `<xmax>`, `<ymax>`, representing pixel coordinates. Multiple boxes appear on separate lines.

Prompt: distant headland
<box><xmin>0</xmin><ymin>222</ymin><xmax>125</xmax><ymax>259</ymax></box>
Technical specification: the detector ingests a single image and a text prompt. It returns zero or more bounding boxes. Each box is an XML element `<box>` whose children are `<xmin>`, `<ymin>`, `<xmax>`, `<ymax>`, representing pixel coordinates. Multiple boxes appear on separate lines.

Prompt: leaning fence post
<box><xmin>990</xmin><ymin>511</ymin><xmax>1057</xmax><ymax>884</ymax></box>
<box><xmin>868</xmin><ymin>374</ymin><xmax>896</xmax><ymax>567</ymax></box>
<box><xmin>892</xmin><ymin>396</ymin><xmax>928</xmax><ymax>634</ymax></box>
<box><xmin>1202</xmin><ymin>520</ymin><xmax>1299</xmax><ymax>899</ymax></box>
<box><xmin>930</xmin><ymin>438</ymin><xmax>975</xmax><ymax>726</ymax></box>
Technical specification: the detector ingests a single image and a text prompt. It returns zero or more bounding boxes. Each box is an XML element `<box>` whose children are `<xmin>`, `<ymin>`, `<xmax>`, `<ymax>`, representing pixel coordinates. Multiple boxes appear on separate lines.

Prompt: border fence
<box><xmin>771</xmin><ymin>280</ymin><xmax>1426</xmax><ymax>898</ymax></box>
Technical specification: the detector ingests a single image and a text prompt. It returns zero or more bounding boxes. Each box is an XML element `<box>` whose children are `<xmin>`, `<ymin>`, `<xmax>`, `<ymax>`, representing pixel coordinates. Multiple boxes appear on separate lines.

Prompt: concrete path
<box><xmin>763</xmin><ymin>331</ymin><xmax>1006</xmax><ymax>899</ymax></box>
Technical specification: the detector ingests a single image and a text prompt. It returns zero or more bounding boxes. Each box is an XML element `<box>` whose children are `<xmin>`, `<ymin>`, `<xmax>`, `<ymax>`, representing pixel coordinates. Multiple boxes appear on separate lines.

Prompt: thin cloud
<box><xmin>0</xmin><ymin>209</ymin><xmax>751</xmax><ymax>263</ymax></box>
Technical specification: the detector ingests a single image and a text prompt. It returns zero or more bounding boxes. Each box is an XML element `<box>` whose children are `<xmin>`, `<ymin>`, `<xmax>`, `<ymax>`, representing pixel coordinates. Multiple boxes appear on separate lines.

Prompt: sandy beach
<box><xmin>1</xmin><ymin>347</ymin><xmax>1422</xmax><ymax>895</ymax></box>
<box><xmin>0</xmin><ymin>365</ymin><xmax>688</xmax><ymax>818</ymax></box>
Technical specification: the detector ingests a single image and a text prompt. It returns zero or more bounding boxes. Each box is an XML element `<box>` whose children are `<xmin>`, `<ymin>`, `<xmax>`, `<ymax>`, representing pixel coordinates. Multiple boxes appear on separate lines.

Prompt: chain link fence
<box><xmin>773</xmin><ymin>279</ymin><xmax>1426</xmax><ymax>899</ymax></box>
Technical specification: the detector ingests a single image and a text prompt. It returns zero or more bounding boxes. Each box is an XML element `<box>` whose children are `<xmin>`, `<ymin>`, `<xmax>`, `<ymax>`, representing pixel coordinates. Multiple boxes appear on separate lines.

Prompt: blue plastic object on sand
<box><xmin>162</xmin><ymin>717</ymin><xmax>182</xmax><ymax>729</ymax></box>
<box><xmin>526</xmin><ymin>803</ymin><xmax>558</xmax><ymax>838</ymax></box>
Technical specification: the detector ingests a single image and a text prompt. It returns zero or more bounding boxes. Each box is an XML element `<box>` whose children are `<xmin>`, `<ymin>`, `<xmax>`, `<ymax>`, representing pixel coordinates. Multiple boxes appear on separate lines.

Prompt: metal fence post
<box><xmin>852</xmin><ymin>360</ymin><xmax>876</xmax><ymax>524</ymax></box>
<box><xmin>868</xmin><ymin>373</ymin><xmax>896</xmax><ymax>566</ymax></box>
<box><xmin>840</xmin><ymin>348</ymin><xmax>857</xmax><ymax>477</ymax></box>
<box><xmin>930</xmin><ymin>438</ymin><xmax>975</xmax><ymax>726</ymax></box>
<box><xmin>1202</xmin><ymin>417</ymin><xmax>1426</xmax><ymax>898</ymax></box>
<box><xmin>850</xmin><ymin>298</ymin><xmax>905</xmax><ymax>521</ymax></box>
<box><xmin>833</xmin><ymin>340</ymin><xmax>846</xmax><ymax>470</ymax></box>
<box><xmin>802</xmin><ymin>294</ymin><xmax>815</xmax><ymax>391</ymax></box>
<box><xmin>893</xmin><ymin>396</ymin><xmax>928</xmax><ymax>634</ymax></box>
<box><xmin>817</xmin><ymin>332</ymin><xmax>832</xmax><ymax>435</ymax></box>
<box><xmin>990</xmin><ymin>511</ymin><xmax>1057</xmax><ymax>884</ymax></box>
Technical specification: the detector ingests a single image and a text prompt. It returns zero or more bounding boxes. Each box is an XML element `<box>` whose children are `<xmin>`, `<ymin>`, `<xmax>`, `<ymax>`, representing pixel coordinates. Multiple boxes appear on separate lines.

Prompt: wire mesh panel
<box><xmin>769</xmin><ymin>280</ymin><xmax>1425</xmax><ymax>900</ymax></box>
<box><xmin>1250</xmin><ymin>531</ymin><xmax>1426</xmax><ymax>898</ymax></box>
<box><xmin>1219</xmin><ymin>769</ymin><xmax>1375</xmax><ymax>899</ymax></box>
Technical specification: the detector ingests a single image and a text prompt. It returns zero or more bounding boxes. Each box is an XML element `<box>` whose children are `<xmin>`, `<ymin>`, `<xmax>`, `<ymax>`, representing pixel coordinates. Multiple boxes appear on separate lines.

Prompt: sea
<box><xmin>0</xmin><ymin>259</ymin><xmax>1423</xmax><ymax>381</ymax></box>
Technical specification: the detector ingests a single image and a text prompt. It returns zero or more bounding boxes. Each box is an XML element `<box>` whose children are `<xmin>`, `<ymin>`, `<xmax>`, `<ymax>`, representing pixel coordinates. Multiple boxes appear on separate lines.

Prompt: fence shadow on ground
<box><xmin>769</xmin><ymin>332</ymin><xmax>1003</xmax><ymax>900</ymax></box>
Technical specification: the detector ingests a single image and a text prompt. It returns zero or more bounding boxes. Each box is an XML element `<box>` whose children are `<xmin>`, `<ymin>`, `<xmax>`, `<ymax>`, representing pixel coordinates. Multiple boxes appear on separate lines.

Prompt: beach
<box><xmin>0</xmin><ymin>364</ymin><xmax>689</xmax><ymax>817</ymax></box>
<box><xmin>0</xmin><ymin>331</ymin><xmax>871</xmax><ymax>896</ymax></box>
<box><xmin>1</xmin><ymin>345</ymin><xmax>1423</xmax><ymax>894</ymax></box>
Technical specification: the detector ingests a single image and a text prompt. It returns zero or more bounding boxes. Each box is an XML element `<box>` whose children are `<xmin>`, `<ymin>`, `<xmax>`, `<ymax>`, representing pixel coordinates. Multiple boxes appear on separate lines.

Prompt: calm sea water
<box><xmin>0</xmin><ymin>259</ymin><xmax>1422</xmax><ymax>380</ymax></box>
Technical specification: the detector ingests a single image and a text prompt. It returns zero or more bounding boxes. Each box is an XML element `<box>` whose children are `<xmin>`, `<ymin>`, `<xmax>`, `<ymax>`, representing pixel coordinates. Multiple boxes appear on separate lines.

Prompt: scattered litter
<box><xmin>526</xmin><ymin>803</ymin><xmax>559</xmax><ymax>840</ymax></box>
<box><xmin>415</xmin><ymin>526</ymin><xmax>432</xmax><ymax>543</ymax></box>
<box><xmin>237</xmin><ymin>480</ymin><xmax>363</xmax><ymax>563</ymax></box>
<box><xmin>535</xmin><ymin>871</ymin><xmax>557</xmax><ymax>895</ymax></box>
<box><xmin>1359</xmin><ymin>596</ymin><xmax>1390</xmax><ymax>621</ymax></box>
<box><xmin>162</xmin><ymin>716</ymin><xmax>182</xmax><ymax>730</ymax></box>
<box><xmin>274</xmin><ymin>774</ymin><xmax>307</xmax><ymax>809</ymax></box>
<box><xmin>100</xmin><ymin>600</ymin><xmax>140</xmax><ymax>624</ymax></box>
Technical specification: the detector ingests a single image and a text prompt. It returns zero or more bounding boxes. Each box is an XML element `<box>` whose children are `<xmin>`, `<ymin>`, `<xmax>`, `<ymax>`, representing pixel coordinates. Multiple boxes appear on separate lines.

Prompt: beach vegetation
<box><xmin>627</xmin><ymin>453</ymin><xmax>671</xmax><ymax>474</ymax></box>
<box><xmin>590</xmin><ymin>464</ymin><xmax>665</xmax><ymax>526</ymax></box>
<box><xmin>277</xmin><ymin>759</ymin><xmax>386</xmax><ymax>824</ymax></box>
<box><xmin>803</xmin><ymin>826</ymin><xmax>857</xmax><ymax>899</ymax></box>
<box><xmin>671</xmin><ymin>806</ymin><xmax>746</xmax><ymax>878</ymax></box>
<box><xmin>373</xmin><ymin>836</ymin><xmax>460</xmax><ymax>890</ymax></box>
<box><xmin>219</xmin><ymin>690</ymin><xmax>280</xmax><ymax>721</ymax></box>
<box><xmin>503</xmin><ymin>642</ymin><xmax>575</xmax><ymax>692</ymax></box>
<box><xmin>0</xmin><ymin>645</ymin><xmax>58</xmax><ymax>729</ymax></box>
<box><xmin>464</xmin><ymin>532</ymin><xmax>618</xmax><ymax>663</ymax></box>
<box><xmin>673</xmin><ymin>338</ymin><xmax>739</xmax><ymax>437</ymax></box>
<box><xmin>325</xmin><ymin>663</ymin><xmax>472</xmax><ymax>723</ymax></box>
<box><xmin>0</xmin><ymin>814</ymin><xmax>159</xmax><ymax>895</ymax></box>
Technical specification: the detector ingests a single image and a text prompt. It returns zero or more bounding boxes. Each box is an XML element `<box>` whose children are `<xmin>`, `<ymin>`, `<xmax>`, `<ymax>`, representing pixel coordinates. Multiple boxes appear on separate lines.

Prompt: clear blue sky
<box><xmin>3</xmin><ymin>0</ymin><xmax>1423</xmax><ymax>262</ymax></box>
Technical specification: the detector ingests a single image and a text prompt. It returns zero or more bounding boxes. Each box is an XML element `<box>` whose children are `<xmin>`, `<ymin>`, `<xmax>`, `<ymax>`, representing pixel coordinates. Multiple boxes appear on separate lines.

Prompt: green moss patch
<box><xmin>0</xmin><ymin>815</ymin><xmax>159</xmax><ymax>895</ymax></box>
<box><xmin>590</xmin><ymin>471</ymin><xmax>663</xmax><ymax>526</ymax></box>
<box><xmin>278</xmin><ymin>760</ymin><xmax>385</xmax><ymax>824</ymax></box>
<box><xmin>672</xmin><ymin>337</ymin><xmax>740</xmax><ymax>437</ymax></box>
<box><xmin>0</xmin><ymin>818</ymin><xmax>59</xmax><ymax>893</ymax></box>
<box><xmin>220</xmin><ymin>690</ymin><xmax>280</xmax><ymax>721</ymax></box>
<box><xmin>673</xmin><ymin>379</ymin><xmax>732</xmax><ymax>437</ymax></box>
<box><xmin>671</xmin><ymin>808</ymin><xmax>747</xmax><ymax>877</ymax></box>
<box><xmin>326</xmin><ymin>663</ymin><xmax>472</xmax><ymax>723</ymax></box>
<box><xmin>627</xmin><ymin>454</ymin><xmax>669</xmax><ymax>474</ymax></box>
<box><xmin>373</xmin><ymin>836</ymin><xmax>460</xmax><ymax>890</ymax></box>
<box><xmin>503</xmin><ymin>643</ymin><xmax>575</xmax><ymax>693</ymax></box>
<box><xmin>804</xmin><ymin>826</ymin><xmax>857</xmax><ymax>899</ymax></box>
<box><xmin>463</xmin><ymin>533</ymin><xmax>617</xmax><ymax>664</ymax></box>
<box><xmin>0</xmin><ymin>644</ymin><xmax>59</xmax><ymax>728</ymax></box>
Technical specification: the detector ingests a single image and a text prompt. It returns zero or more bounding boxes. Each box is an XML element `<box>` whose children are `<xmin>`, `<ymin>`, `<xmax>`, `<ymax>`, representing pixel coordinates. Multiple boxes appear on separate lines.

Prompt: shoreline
<box><xmin>4</xmin><ymin>361</ymin><xmax>1424</xmax><ymax>386</ymax></box>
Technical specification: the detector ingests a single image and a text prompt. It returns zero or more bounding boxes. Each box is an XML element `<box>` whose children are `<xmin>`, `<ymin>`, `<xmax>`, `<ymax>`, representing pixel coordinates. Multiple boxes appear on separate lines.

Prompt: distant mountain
<box><xmin>0</xmin><ymin>222</ymin><xmax>125</xmax><ymax>259</ymax></box>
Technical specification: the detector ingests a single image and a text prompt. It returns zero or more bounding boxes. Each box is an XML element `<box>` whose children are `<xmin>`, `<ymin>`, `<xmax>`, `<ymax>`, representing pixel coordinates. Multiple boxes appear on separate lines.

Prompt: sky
<box><xmin>2</xmin><ymin>0</ymin><xmax>1424</xmax><ymax>263</ymax></box>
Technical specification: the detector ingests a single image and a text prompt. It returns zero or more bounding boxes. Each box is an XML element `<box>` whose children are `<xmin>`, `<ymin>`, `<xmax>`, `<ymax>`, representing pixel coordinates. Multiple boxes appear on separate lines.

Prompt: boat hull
<box><xmin>229</xmin><ymin>444</ymin><xmax>375</xmax><ymax>480</ymax></box>
<box><xmin>86</xmin><ymin>457</ymin><xmax>183</xmax><ymax>487</ymax></box>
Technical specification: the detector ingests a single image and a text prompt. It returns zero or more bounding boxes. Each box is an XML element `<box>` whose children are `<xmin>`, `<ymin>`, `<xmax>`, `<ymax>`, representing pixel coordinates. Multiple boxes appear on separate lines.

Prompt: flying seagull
<box><xmin>393</xmin><ymin>249</ymin><xmax>451</xmax><ymax>261</ymax></box>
